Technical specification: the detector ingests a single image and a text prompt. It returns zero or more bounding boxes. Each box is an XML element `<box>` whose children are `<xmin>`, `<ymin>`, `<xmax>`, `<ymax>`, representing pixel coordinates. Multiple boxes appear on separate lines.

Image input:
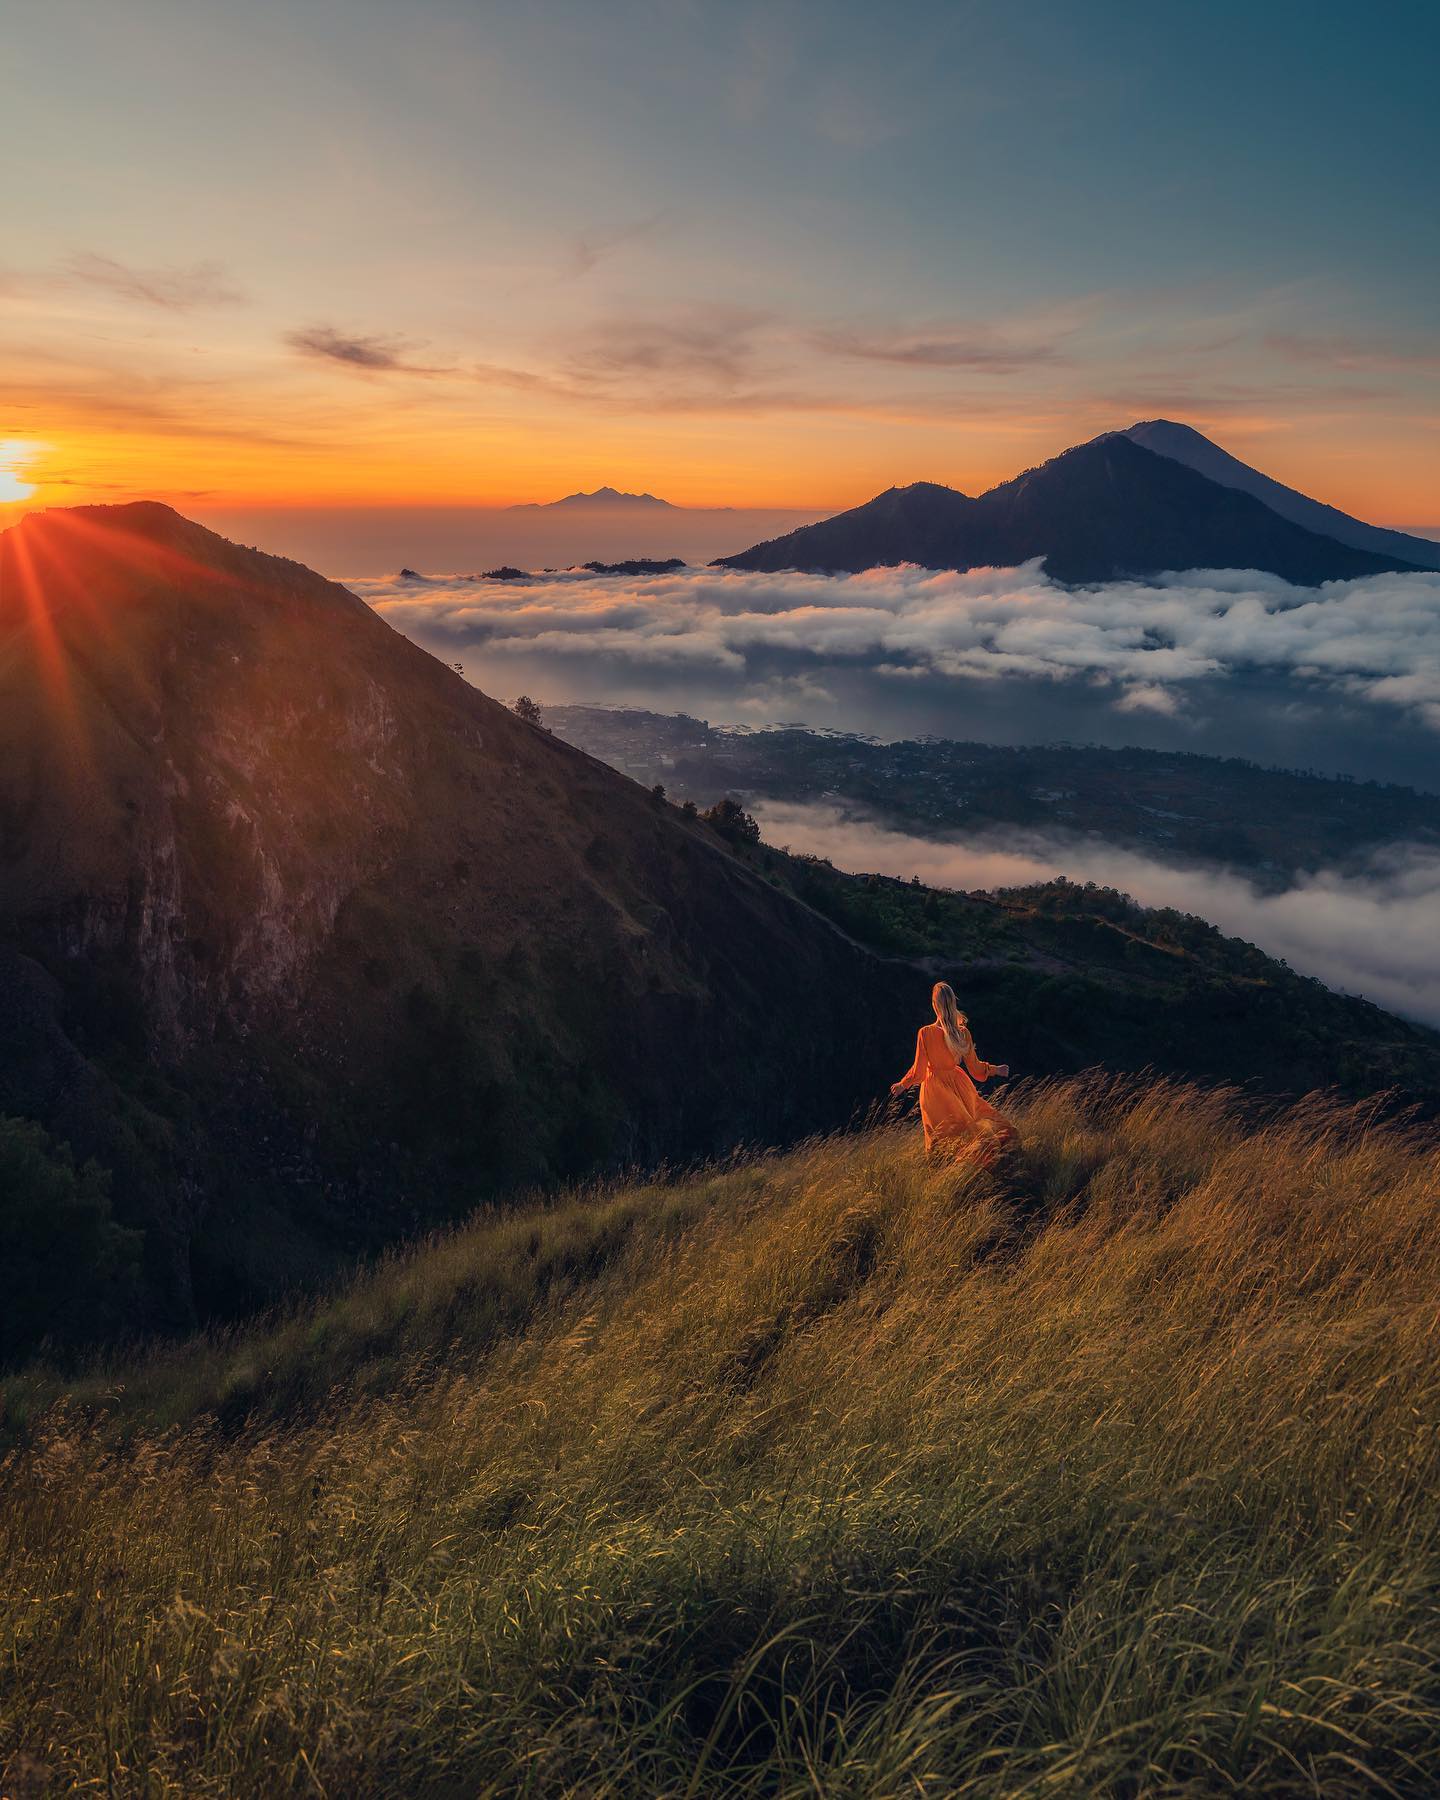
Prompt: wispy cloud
<box><xmin>287</xmin><ymin>308</ymin><xmax>793</xmax><ymax>404</ymax></box>
<box><xmin>1266</xmin><ymin>332</ymin><xmax>1440</xmax><ymax>376</ymax></box>
<box><xmin>284</xmin><ymin>326</ymin><xmax>450</xmax><ymax>374</ymax></box>
<box><xmin>63</xmin><ymin>252</ymin><xmax>246</xmax><ymax>308</ymax></box>
<box><xmin>810</xmin><ymin>321</ymin><xmax>1063</xmax><ymax>372</ymax></box>
<box><xmin>471</xmin><ymin>360</ymin><xmax>562</xmax><ymax>393</ymax></box>
<box><xmin>545</xmin><ymin>304</ymin><xmax>1071</xmax><ymax>417</ymax></box>
<box><xmin>564</xmin><ymin>305</ymin><xmax>773</xmax><ymax>392</ymax></box>
<box><xmin>0</xmin><ymin>349</ymin><xmax>322</xmax><ymax>447</ymax></box>
<box><xmin>565</xmin><ymin>211</ymin><xmax>670</xmax><ymax>278</ymax></box>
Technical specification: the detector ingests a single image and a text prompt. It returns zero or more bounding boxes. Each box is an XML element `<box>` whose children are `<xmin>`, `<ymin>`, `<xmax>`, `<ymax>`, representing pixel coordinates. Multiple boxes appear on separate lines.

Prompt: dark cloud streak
<box><xmin>284</xmin><ymin>326</ymin><xmax>452</xmax><ymax>374</ymax></box>
<box><xmin>810</xmin><ymin>325</ymin><xmax>1062</xmax><ymax>371</ymax></box>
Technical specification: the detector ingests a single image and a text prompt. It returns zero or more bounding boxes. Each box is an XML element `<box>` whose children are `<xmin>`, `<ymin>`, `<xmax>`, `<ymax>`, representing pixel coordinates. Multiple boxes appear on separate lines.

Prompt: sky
<box><xmin>3</xmin><ymin>0</ymin><xmax>1439</xmax><ymax>531</ymax></box>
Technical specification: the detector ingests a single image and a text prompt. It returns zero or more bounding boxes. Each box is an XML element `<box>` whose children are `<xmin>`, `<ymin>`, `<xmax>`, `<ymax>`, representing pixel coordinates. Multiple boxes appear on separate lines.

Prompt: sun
<box><xmin>0</xmin><ymin>438</ymin><xmax>40</xmax><ymax>502</ymax></box>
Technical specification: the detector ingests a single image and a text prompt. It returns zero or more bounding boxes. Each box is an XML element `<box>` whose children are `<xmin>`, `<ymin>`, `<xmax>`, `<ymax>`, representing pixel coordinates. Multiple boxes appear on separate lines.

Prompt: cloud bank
<box><xmin>749</xmin><ymin>801</ymin><xmax>1440</xmax><ymax>1030</ymax></box>
<box><xmin>354</xmin><ymin>561</ymin><xmax>1440</xmax><ymax>735</ymax></box>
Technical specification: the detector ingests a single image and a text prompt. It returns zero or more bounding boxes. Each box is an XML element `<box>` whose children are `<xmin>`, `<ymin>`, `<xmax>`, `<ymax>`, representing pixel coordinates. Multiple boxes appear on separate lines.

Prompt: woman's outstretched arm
<box><xmin>891</xmin><ymin>1029</ymin><xmax>928</xmax><ymax>1094</ymax></box>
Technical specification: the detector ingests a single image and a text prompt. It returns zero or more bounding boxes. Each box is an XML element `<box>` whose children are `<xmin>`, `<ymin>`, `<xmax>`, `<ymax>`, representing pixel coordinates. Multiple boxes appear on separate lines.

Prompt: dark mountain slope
<box><xmin>0</xmin><ymin>503</ymin><xmax>917</xmax><ymax>1337</ymax></box>
<box><xmin>1124</xmin><ymin>419</ymin><xmax>1440</xmax><ymax>572</ymax></box>
<box><xmin>720</xmin><ymin>480</ymin><xmax>979</xmax><ymax>573</ymax></box>
<box><xmin>974</xmin><ymin>435</ymin><xmax>1417</xmax><ymax>583</ymax></box>
<box><xmin>718</xmin><ymin>433</ymin><xmax>1421</xmax><ymax>583</ymax></box>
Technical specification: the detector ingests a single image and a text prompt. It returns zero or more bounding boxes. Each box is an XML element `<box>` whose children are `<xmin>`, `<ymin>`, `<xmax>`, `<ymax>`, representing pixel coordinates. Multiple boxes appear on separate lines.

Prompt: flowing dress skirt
<box><xmin>920</xmin><ymin>1062</ymin><xmax>1015</xmax><ymax>1162</ymax></box>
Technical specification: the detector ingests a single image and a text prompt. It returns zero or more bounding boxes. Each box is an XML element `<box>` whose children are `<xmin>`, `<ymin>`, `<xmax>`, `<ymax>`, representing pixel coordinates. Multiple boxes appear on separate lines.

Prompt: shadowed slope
<box><xmin>1125</xmin><ymin>418</ymin><xmax>1440</xmax><ymax>571</ymax></box>
<box><xmin>0</xmin><ymin>503</ymin><xmax>918</xmax><ymax>1338</ymax></box>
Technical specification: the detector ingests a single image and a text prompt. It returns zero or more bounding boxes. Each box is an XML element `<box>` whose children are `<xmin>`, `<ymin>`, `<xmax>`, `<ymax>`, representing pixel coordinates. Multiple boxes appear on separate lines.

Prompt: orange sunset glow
<box><xmin>5</xmin><ymin>1</ymin><xmax>1439</xmax><ymax>549</ymax></box>
<box><xmin>5</xmin><ymin>374</ymin><xmax>1438</xmax><ymax>533</ymax></box>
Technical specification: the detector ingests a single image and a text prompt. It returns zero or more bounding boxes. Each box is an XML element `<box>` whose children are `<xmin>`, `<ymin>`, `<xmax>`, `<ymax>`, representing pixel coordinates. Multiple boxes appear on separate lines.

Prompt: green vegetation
<box><xmin>511</xmin><ymin>693</ymin><xmax>544</xmax><ymax>727</ymax></box>
<box><xmin>759</xmin><ymin>852</ymin><xmax>1440</xmax><ymax>1105</ymax></box>
<box><xmin>0</xmin><ymin>1116</ymin><xmax>141</xmax><ymax>1365</ymax></box>
<box><xmin>702</xmin><ymin>794</ymin><xmax>763</xmax><ymax>845</ymax></box>
<box><xmin>4</xmin><ymin>1078</ymin><xmax>1439</xmax><ymax>1795</ymax></box>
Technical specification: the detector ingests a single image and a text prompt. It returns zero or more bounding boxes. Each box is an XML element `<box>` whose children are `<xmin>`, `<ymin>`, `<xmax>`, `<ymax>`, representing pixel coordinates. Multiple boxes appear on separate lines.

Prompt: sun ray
<box><xmin>0</xmin><ymin>517</ymin><xmax>83</xmax><ymax>753</ymax></box>
<box><xmin>0</xmin><ymin>505</ymin><xmax>249</xmax><ymax>783</ymax></box>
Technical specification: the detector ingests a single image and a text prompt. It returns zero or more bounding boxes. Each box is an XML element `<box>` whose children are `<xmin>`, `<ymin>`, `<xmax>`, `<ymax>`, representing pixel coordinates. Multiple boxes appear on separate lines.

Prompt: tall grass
<box><xmin>3</xmin><ymin>1077</ymin><xmax>1439</xmax><ymax>1796</ymax></box>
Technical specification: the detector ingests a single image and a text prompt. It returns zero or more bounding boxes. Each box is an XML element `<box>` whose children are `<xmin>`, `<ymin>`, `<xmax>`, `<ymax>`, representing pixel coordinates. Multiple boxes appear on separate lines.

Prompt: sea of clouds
<box><xmin>353</xmin><ymin>561</ymin><xmax>1440</xmax><ymax>738</ymax></box>
<box><xmin>752</xmin><ymin>801</ymin><xmax>1440</xmax><ymax>1029</ymax></box>
<box><xmin>353</xmin><ymin>560</ymin><xmax>1440</xmax><ymax>1022</ymax></box>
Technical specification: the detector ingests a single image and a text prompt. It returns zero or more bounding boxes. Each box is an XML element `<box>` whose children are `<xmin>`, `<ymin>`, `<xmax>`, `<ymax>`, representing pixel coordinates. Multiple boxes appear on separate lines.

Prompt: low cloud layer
<box><xmin>750</xmin><ymin>801</ymin><xmax>1440</xmax><ymax>1031</ymax></box>
<box><xmin>355</xmin><ymin>561</ymin><xmax>1440</xmax><ymax>737</ymax></box>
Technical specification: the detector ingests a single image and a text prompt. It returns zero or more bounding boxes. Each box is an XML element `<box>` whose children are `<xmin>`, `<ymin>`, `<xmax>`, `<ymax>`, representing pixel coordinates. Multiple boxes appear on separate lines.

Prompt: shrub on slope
<box><xmin>0</xmin><ymin>1116</ymin><xmax>141</xmax><ymax>1364</ymax></box>
<box><xmin>3</xmin><ymin>1078</ymin><xmax>1439</xmax><ymax>1796</ymax></box>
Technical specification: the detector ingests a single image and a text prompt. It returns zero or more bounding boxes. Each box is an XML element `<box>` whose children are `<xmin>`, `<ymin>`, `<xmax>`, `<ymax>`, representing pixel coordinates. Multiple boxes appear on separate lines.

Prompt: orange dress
<box><xmin>895</xmin><ymin>1023</ymin><xmax>1016</xmax><ymax>1162</ymax></box>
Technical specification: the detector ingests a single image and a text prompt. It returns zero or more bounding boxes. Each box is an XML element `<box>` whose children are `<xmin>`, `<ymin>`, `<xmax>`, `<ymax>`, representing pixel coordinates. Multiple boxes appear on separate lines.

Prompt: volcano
<box><xmin>717</xmin><ymin>429</ymin><xmax>1429</xmax><ymax>584</ymax></box>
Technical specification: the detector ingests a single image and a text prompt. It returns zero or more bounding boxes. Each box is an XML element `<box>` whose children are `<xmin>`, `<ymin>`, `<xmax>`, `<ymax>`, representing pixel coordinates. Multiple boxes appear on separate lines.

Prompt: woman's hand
<box><xmin>994</xmin><ymin>1063</ymin><xmax>1010</xmax><ymax>1078</ymax></box>
<box><xmin>889</xmin><ymin>1081</ymin><xmax>908</xmax><ymax>1096</ymax></box>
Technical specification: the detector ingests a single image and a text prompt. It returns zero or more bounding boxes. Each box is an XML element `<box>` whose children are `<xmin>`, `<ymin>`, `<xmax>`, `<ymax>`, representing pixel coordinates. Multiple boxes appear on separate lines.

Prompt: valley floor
<box><xmin>4</xmin><ymin>1077</ymin><xmax>1440</xmax><ymax>1796</ymax></box>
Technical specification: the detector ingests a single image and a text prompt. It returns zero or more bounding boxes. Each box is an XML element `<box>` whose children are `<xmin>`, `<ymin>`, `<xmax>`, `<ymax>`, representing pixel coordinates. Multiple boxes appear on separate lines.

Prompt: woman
<box><xmin>891</xmin><ymin>982</ymin><xmax>1016</xmax><ymax>1162</ymax></box>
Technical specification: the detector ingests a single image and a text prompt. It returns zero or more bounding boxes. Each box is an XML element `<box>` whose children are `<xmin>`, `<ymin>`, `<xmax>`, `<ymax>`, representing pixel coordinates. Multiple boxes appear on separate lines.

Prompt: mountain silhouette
<box><xmin>509</xmin><ymin>486</ymin><xmax>676</xmax><ymax>511</ymax></box>
<box><xmin>1122</xmin><ymin>419</ymin><xmax>1440</xmax><ymax>572</ymax></box>
<box><xmin>717</xmin><ymin>431</ymin><xmax>1425</xmax><ymax>584</ymax></box>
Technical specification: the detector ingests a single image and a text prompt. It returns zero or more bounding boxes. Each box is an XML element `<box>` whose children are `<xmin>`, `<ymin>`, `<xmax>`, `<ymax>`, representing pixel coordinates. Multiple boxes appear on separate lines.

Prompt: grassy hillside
<box><xmin>4</xmin><ymin>1078</ymin><xmax>1439</xmax><ymax>1796</ymax></box>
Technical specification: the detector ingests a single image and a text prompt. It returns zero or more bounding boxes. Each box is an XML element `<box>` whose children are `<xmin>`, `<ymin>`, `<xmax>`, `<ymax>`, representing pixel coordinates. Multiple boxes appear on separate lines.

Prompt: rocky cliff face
<box><xmin>0</xmin><ymin>504</ymin><xmax>923</xmax><ymax>1335</ymax></box>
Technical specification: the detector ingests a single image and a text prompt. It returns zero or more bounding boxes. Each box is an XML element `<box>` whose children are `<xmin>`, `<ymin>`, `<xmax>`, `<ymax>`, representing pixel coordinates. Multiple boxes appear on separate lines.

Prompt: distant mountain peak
<box><xmin>510</xmin><ymin>486</ymin><xmax>676</xmax><ymax>512</ymax></box>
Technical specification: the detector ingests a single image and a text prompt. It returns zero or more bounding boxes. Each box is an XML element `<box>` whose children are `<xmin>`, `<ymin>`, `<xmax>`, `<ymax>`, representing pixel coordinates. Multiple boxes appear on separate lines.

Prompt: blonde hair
<box><xmin>932</xmin><ymin>982</ymin><xmax>972</xmax><ymax>1066</ymax></box>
